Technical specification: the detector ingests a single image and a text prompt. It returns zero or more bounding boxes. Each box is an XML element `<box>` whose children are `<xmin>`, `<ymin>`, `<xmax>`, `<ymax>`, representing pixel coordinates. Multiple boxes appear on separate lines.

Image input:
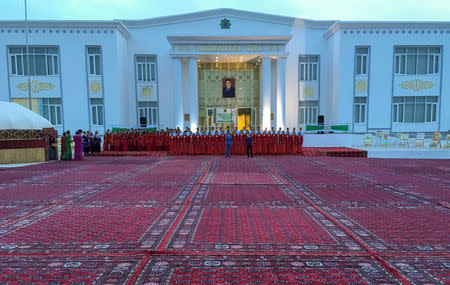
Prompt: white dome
<box><xmin>0</xmin><ymin>101</ymin><xmax>53</xmax><ymax>130</ymax></box>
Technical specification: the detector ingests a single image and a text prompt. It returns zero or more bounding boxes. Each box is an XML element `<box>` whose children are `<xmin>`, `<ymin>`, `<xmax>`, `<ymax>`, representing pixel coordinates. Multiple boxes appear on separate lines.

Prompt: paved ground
<box><xmin>0</xmin><ymin>155</ymin><xmax>449</xmax><ymax>284</ymax></box>
<box><xmin>354</xmin><ymin>146</ymin><xmax>450</xmax><ymax>159</ymax></box>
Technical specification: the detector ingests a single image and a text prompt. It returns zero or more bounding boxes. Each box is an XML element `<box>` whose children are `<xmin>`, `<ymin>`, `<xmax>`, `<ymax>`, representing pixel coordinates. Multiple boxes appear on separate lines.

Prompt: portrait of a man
<box><xmin>222</xmin><ymin>78</ymin><xmax>235</xmax><ymax>98</ymax></box>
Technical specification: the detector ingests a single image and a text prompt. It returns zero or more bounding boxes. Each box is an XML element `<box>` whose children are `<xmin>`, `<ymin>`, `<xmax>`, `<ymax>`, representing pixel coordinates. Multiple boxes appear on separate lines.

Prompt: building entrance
<box><xmin>197</xmin><ymin>56</ymin><xmax>260</xmax><ymax>131</ymax></box>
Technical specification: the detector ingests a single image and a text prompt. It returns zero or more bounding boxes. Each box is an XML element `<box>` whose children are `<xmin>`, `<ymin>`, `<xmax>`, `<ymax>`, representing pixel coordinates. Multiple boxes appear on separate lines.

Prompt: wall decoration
<box><xmin>16</xmin><ymin>81</ymin><xmax>54</xmax><ymax>94</ymax></box>
<box><xmin>304</xmin><ymin>86</ymin><xmax>314</xmax><ymax>97</ymax></box>
<box><xmin>222</xmin><ymin>78</ymin><xmax>235</xmax><ymax>98</ymax></box>
<box><xmin>399</xmin><ymin>79</ymin><xmax>434</xmax><ymax>92</ymax></box>
<box><xmin>89</xmin><ymin>81</ymin><xmax>102</xmax><ymax>93</ymax></box>
<box><xmin>356</xmin><ymin>80</ymin><xmax>368</xmax><ymax>92</ymax></box>
<box><xmin>220</xmin><ymin>18</ymin><xmax>231</xmax><ymax>29</ymax></box>
<box><xmin>141</xmin><ymin>86</ymin><xmax>153</xmax><ymax>98</ymax></box>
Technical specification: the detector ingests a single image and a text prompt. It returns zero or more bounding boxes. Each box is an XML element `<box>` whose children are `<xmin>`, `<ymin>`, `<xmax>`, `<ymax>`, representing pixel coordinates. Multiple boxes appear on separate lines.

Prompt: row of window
<box><xmin>298</xmin><ymin>46</ymin><xmax>442</xmax><ymax>81</ymax></box>
<box><xmin>299</xmin><ymin>96</ymin><xmax>439</xmax><ymax>125</ymax></box>
<box><xmin>10</xmin><ymin>47</ymin><xmax>59</xmax><ymax>76</ymax></box>
<box><xmin>8</xmin><ymin>47</ymin><xmax>157</xmax><ymax>84</ymax></box>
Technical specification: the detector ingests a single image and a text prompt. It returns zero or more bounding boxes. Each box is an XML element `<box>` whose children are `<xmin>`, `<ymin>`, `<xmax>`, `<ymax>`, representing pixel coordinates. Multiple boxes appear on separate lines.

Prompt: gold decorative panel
<box><xmin>399</xmin><ymin>79</ymin><xmax>434</xmax><ymax>92</ymax></box>
<box><xmin>304</xmin><ymin>86</ymin><xmax>314</xmax><ymax>97</ymax></box>
<box><xmin>89</xmin><ymin>81</ymin><xmax>102</xmax><ymax>93</ymax></box>
<box><xmin>141</xmin><ymin>85</ymin><xmax>153</xmax><ymax>98</ymax></box>
<box><xmin>16</xmin><ymin>81</ymin><xmax>54</xmax><ymax>93</ymax></box>
<box><xmin>356</xmin><ymin>80</ymin><xmax>368</xmax><ymax>92</ymax></box>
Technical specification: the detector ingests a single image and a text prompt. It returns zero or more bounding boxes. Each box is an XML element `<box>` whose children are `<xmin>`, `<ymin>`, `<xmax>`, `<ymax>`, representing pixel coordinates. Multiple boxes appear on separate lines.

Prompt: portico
<box><xmin>168</xmin><ymin>36</ymin><xmax>290</xmax><ymax>131</ymax></box>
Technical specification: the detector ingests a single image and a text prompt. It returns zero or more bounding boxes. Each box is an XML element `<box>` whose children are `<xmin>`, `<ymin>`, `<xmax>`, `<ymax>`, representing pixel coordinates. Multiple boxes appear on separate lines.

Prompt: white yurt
<box><xmin>0</xmin><ymin>101</ymin><xmax>57</xmax><ymax>164</ymax></box>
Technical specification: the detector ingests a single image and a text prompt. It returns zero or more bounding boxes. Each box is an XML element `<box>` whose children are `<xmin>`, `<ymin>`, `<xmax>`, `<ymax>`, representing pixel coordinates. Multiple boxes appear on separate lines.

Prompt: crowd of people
<box><xmin>60</xmin><ymin>130</ymin><xmax>102</xmax><ymax>161</ymax></box>
<box><xmin>57</xmin><ymin>126</ymin><xmax>305</xmax><ymax>160</ymax></box>
<box><xmin>102</xmin><ymin>126</ymin><xmax>304</xmax><ymax>157</ymax></box>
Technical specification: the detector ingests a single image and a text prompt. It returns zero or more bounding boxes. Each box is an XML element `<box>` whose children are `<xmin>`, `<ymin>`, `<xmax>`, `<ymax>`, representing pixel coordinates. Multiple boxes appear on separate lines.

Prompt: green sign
<box><xmin>215</xmin><ymin>108</ymin><xmax>234</xmax><ymax>123</ymax></box>
<box><xmin>306</xmin><ymin>125</ymin><xmax>325</xmax><ymax>131</ymax></box>
<box><xmin>112</xmin><ymin>127</ymin><xmax>156</xmax><ymax>134</ymax></box>
<box><xmin>330</xmin><ymin>125</ymin><xmax>349</xmax><ymax>131</ymax></box>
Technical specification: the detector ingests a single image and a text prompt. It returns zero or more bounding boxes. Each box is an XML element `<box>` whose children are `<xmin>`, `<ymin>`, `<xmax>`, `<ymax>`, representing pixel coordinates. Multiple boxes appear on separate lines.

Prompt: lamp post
<box><xmin>24</xmin><ymin>0</ymin><xmax>32</xmax><ymax>111</ymax></box>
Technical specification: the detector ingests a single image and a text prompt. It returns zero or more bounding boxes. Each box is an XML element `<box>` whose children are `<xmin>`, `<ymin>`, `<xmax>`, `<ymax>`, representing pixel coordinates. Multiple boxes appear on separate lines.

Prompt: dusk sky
<box><xmin>1</xmin><ymin>0</ymin><xmax>450</xmax><ymax>21</ymax></box>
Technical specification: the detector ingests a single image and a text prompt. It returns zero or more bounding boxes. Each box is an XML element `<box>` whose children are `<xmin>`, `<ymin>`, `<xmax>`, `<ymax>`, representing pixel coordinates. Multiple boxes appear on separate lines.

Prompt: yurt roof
<box><xmin>0</xmin><ymin>101</ymin><xmax>53</xmax><ymax>130</ymax></box>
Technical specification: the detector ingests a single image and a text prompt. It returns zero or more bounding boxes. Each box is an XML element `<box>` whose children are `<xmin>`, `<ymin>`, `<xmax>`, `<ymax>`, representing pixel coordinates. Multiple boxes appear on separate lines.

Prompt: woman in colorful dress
<box><xmin>62</xmin><ymin>131</ymin><xmax>72</xmax><ymax>160</ymax></box>
<box><xmin>73</xmin><ymin>130</ymin><xmax>83</xmax><ymax>160</ymax></box>
<box><xmin>60</xmin><ymin>132</ymin><xmax>66</xmax><ymax>160</ymax></box>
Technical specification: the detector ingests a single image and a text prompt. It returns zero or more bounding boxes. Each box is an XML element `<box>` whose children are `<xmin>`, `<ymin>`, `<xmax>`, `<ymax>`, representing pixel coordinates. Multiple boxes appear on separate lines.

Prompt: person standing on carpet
<box><xmin>60</xmin><ymin>132</ymin><xmax>65</xmax><ymax>160</ymax></box>
<box><xmin>62</xmin><ymin>131</ymin><xmax>72</xmax><ymax>160</ymax></box>
<box><xmin>225</xmin><ymin>131</ymin><xmax>232</xmax><ymax>158</ymax></box>
<box><xmin>73</xmin><ymin>130</ymin><xmax>83</xmax><ymax>160</ymax></box>
<box><xmin>246</xmin><ymin>132</ymin><xmax>253</xmax><ymax>158</ymax></box>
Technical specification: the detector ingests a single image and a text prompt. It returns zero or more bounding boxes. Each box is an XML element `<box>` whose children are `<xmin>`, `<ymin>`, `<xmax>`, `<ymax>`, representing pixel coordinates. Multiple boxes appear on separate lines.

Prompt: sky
<box><xmin>1</xmin><ymin>0</ymin><xmax>450</xmax><ymax>21</ymax></box>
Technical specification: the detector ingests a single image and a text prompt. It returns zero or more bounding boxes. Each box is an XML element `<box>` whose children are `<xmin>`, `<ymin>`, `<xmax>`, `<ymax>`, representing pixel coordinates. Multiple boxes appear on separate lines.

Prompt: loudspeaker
<box><xmin>140</xmin><ymin>117</ymin><xmax>146</xmax><ymax>127</ymax></box>
<box><xmin>318</xmin><ymin>115</ymin><xmax>324</xmax><ymax>125</ymax></box>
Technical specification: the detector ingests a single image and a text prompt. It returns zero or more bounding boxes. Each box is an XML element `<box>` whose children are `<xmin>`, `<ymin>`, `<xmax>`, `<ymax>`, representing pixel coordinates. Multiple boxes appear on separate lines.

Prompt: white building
<box><xmin>0</xmin><ymin>8</ymin><xmax>449</xmax><ymax>135</ymax></box>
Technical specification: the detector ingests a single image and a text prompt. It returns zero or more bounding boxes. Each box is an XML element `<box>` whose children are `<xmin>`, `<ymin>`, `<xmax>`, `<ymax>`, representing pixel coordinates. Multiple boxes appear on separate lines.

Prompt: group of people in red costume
<box><xmin>102</xmin><ymin>126</ymin><xmax>304</xmax><ymax>156</ymax></box>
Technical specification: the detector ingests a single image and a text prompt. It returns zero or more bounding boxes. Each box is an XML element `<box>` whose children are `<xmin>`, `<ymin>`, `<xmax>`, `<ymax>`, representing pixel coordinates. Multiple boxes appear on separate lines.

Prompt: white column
<box><xmin>188</xmin><ymin>57</ymin><xmax>198</xmax><ymax>131</ymax></box>
<box><xmin>260</xmin><ymin>56</ymin><xmax>271</xmax><ymax>130</ymax></box>
<box><xmin>172</xmin><ymin>57</ymin><xmax>183</xmax><ymax>130</ymax></box>
<box><xmin>276</xmin><ymin>56</ymin><xmax>286</xmax><ymax>130</ymax></box>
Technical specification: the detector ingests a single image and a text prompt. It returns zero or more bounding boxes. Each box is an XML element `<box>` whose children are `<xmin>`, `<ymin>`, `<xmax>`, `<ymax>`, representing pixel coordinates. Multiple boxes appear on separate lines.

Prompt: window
<box><xmin>299</xmin><ymin>101</ymin><xmax>318</xmax><ymax>124</ymax></box>
<box><xmin>394</xmin><ymin>47</ymin><xmax>440</xmax><ymax>75</ymax></box>
<box><xmin>136</xmin><ymin>56</ymin><xmax>156</xmax><ymax>82</ymax></box>
<box><xmin>355</xmin><ymin>47</ymin><xmax>369</xmax><ymax>75</ymax></box>
<box><xmin>299</xmin><ymin>56</ymin><xmax>319</xmax><ymax>81</ymax></box>
<box><xmin>12</xmin><ymin>98</ymin><xmax>62</xmax><ymax>125</ymax></box>
<box><xmin>354</xmin><ymin>97</ymin><xmax>367</xmax><ymax>123</ymax></box>
<box><xmin>138</xmin><ymin>101</ymin><xmax>158</xmax><ymax>126</ymax></box>
<box><xmin>9</xmin><ymin>47</ymin><xmax>59</xmax><ymax>76</ymax></box>
<box><xmin>87</xmin><ymin>47</ymin><xmax>102</xmax><ymax>75</ymax></box>
<box><xmin>90</xmin><ymin>98</ymin><xmax>104</xmax><ymax>126</ymax></box>
<box><xmin>393</xmin><ymin>96</ymin><xmax>438</xmax><ymax>123</ymax></box>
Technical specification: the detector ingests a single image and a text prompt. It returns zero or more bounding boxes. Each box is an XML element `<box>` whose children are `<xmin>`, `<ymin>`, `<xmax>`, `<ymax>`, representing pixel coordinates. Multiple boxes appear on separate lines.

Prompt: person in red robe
<box><xmin>219</xmin><ymin>133</ymin><xmax>225</xmax><ymax>155</ymax></box>
<box><xmin>176</xmin><ymin>134</ymin><xmax>182</xmax><ymax>155</ymax></box>
<box><xmin>234</xmin><ymin>133</ymin><xmax>239</xmax><ymax>155</ymax></box>
<box><xmin>103</xmin><ymin>130</ymin><xmax>110</xmax><ymax>151</ymax></box>
<box><xmin>240</xmin><ymin>133</ymin><xmax>246</xmax><ymax>155</ymax></box>
<box><xmin>280</xmin><ymin>132</ymin><xmax>287</xmax><ymax>154</ymax></box>
<box><xmin>121</xmin><ymin>132</ymin><xmax>128</xmax><ymax>152</ymax></box>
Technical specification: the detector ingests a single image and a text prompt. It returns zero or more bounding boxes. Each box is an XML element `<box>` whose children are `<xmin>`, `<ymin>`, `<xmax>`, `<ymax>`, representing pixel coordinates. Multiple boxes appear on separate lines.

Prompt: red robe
<box><xmin>231</xmin><ymin>134</ymin><xmax>237</xmax><ymax>155</ymax></box>
<box><xmin>298</xmin><ymin>134</ymin><xmax>304</xmax><ymax>154</ymax></box>
<box><xmin>206</xmin><ymin>135</ymin><xmax>213</xmax><ymax>155</ymax></box>
<box><xmin>103</xmin><ymin>134</ymin><xmax>109</xmax><ymax>151</ymax></box>
<box><xmin>280</xmin><ymin>134</ymin><xmax>287</xmax><ymax>154</ymax></box>
<box><xmin>239</xmin><ymin>134</ymin><xmax>245</xmax><ymax>155</ymax></box>
<box><xmin>122</xmin><ymin>134</ymin><xmax>128</xmax><ymax>152</ymax></box>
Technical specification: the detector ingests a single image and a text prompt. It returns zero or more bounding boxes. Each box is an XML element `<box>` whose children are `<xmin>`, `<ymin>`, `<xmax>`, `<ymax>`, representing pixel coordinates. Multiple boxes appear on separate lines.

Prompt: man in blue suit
<box><xmin>225</xmin><ymin>130</ymin><xmax>233</xmax><ymax>158</ymax></box>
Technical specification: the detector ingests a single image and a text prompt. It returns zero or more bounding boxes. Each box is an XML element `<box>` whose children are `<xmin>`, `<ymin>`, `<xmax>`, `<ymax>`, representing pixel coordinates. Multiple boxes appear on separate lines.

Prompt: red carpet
<box><xmin>0</xmin><ymin>155</ymin><xmax>448</xmax><ymax>283</ymax></box>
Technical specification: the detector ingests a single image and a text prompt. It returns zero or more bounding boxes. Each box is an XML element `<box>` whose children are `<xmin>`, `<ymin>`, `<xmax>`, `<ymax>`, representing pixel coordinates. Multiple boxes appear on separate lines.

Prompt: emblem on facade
<box><xmin>399</xmin><ymin>79</ymin><xmax>434</xmax><ymax>92</ymax></box>
<box><xmin>89</xmin><ymin>81</ymin><xmax>102</xmax><ymax>93</ymax></box>
<box><xmin>16</xmin><ymin>81</ymin><xmax>54</xmax><ymax>93</ymax></box>
<box><xmin>304</xmin><ymin>86</ymin><xmax>314</xmax><ymax>97</ymax></box>
<box><xmin>356</xmin><ymin>80</ymin><xmax>368</xmax><ymax>92</ymax></box>
<box><xmin>220</xmin><ymin>18</ymin><xmax>231</xmax><ymax>29</ymax></box>
<box><xmin>142</xmin><ymin>86</ymin><xmax>153</xmax><ymax>98</ymax></box>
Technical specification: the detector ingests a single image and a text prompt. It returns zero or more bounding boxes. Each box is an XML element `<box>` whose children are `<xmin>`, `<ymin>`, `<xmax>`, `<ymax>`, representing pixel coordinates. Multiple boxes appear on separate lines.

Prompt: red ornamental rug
<box><xmin>0</xmin><ymin>156</ymin><xmax>448</xmax><ymax>283</ymax></box>
<box><xmin>134</xmin><ymin>255</ymin><xmax>399</xmax><ymax>284</ymax></box>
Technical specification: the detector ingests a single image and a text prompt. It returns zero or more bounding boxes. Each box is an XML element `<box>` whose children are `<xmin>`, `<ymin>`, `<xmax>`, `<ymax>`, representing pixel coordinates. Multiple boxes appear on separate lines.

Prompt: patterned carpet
<box><xmin>0</xmin><ymin>155</ymin><xmax>448</xmax><ymax>284</ymax></box>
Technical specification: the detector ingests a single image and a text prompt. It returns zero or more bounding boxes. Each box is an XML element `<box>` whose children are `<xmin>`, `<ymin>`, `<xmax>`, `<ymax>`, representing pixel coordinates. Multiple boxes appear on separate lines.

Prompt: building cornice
<box><xmin>119</xmin><ymin>8</ymin><xmax>298</xmax><ymax>28</ymax></box>
<box><xmin>0</xmin><ymin>20</ymin><xmax>131</xmax><ymax>38</ymax></box>
<box><xmin>324</xmin><ymin>21</ymin><xmax>450</xmax><ymax>38</ymax></box>
<box><xmin>166</xmin><ymin>36</ymin><xmax>292</xmax><ymax>45</ymax></box>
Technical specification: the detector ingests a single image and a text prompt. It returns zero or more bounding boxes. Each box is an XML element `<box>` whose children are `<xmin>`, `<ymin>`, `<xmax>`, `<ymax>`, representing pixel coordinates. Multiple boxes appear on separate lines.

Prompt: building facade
<box><xmin>0</xmin><ymin>9</ymin><xmax>449</xmax><ymax>134</ymax></box>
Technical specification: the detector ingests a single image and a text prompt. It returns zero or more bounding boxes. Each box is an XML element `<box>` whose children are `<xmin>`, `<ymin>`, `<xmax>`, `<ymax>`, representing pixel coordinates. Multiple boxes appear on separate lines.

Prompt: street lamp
<box><xmin>24</xmin><ymin>0</ymin><xmax>32</xmax><ymax>111</ymax></box>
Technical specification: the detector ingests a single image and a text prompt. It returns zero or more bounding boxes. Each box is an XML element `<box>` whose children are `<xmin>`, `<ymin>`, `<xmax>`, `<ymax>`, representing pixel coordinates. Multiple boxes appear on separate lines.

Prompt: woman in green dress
<box><xmin>62</xmin><ymin>130</ymin><xmax>73</xmax><ymax>160</ymax></box>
